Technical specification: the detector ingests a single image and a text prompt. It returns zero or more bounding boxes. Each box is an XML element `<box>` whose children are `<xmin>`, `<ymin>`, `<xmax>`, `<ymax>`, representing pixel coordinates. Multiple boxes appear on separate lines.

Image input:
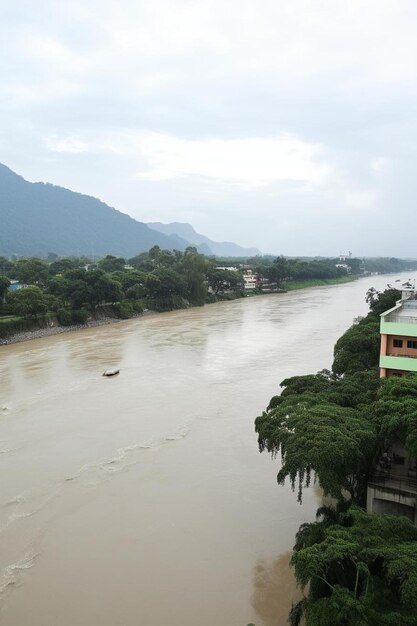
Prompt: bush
<box><xmin>72</xmin><ymin>308</ymin><xmax>88</xmax><ymax>324</ymax></box>
<box><xmin>113</xmin><ymin>300</ymin><xmax>133</xmax><ymax>319</ymax></box>
<box><xmin>131</xmin><ymin>300</ymin><xmax>144</xmax><ymax>314</ymax></box>
<box><xmin>57</xmin><ymin>308</ymin><xmax>73</xmax><ymax>326</ymax></box>
<box><xmin>0</xmin><ymin>315</ymin><xmax>45</xmax><ymax>338</ymax></box>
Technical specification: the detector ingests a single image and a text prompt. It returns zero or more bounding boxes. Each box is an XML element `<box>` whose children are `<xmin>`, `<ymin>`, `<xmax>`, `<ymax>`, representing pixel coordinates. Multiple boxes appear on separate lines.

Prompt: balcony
<box><xmin>380</xmin><ymin>354</ymin><xmax>417</xmax><ymax>372</ymax></box>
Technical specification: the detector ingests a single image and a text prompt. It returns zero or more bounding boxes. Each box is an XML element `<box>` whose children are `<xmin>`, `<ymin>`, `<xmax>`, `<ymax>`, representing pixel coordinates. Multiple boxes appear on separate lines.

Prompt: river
<box><xmin>0</xmin><ymin>274</ymin><xmax>413</xmax><ymax>626</ymax></box>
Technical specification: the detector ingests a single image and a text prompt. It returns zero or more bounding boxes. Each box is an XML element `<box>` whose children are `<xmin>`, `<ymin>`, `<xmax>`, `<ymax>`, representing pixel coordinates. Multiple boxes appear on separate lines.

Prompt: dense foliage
<box><xmin>0</xmin><ymin>249</ymin><xmax>364</xmax><ymax>332</ymax></box>
<box><xmin>255</xmin><ymin>288</ymin><xmax>417</xmax><ymax>625</ymax></box>
<box><xmin>257</xmin><ymin>370</ymin><xmax>381</xmax><ymax>504</ymax></box>
<box><xmin>332</xmin><ymin>288</ymin><xmax>400</xmax><ymax>375</ymax></box>
<box><xmin>290</xmin><ymin>506</ymin><xmax>417</xmax><ymax>626</ymax></box>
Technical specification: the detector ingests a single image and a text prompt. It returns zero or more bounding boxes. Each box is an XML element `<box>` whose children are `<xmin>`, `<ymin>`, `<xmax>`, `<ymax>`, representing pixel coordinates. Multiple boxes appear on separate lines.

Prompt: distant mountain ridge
<box><xmin>0</xmin><ymin>164</ymin><xmax>202</xmax><ymax>258</ymax></box>
<box><xmin>0</xmin><ymin>163</ymin><xmax>259</xmax><ymax>259</ymax></box>
<box><xmin>148</xmin><ymin>222</ymin><xmax>261</xmax><ymax>257</ymax></box>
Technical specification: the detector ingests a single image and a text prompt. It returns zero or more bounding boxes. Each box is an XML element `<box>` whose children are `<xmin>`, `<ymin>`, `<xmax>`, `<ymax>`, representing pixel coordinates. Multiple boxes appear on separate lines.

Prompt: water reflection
<box><xmin>251</xmin><ymin>551</ymin><xmax>303</xmax><ymax>626</ymax></box>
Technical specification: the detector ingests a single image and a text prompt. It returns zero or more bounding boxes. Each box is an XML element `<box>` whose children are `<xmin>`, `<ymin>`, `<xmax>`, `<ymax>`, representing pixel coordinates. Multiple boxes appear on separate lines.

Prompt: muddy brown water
<box><xmin>0</xmin><ymin>275</ymin><xmax>412</xmax><ymax>626</ymax></box>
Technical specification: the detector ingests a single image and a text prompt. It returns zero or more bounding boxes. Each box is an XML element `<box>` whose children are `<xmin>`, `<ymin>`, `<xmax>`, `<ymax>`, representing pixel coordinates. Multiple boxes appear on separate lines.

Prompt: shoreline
<box><xmin>0</xmin><ymin>277</ymin><xmax>357</xmax><ymax>347</ymax></box>
<box><xmin>0</xmin><ymin>311</ymin><xmax>157</xmax><ymax>346</ymax></box>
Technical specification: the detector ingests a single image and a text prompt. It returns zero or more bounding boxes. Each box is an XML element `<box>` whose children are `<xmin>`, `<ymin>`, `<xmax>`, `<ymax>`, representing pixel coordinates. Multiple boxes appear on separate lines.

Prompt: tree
<box><xmin>97</xmin><ymin>255</ymin><xmax>126</xmax><ymax>273</ymax></box>
<box><xmin>48</xmin><ymin>268</ymin><xmax>122</xmax><ymax>310</ymax></box>
<box><xmin>145</xmin><ymin>267</ymin><xmax>187</xmax><ymax>309</ymax></box>
<box><xmin>49</xmin><ymin>258</ymin><xmax>78</xmax><ymax>275</ymax></box>
<box><xmin>0</xmin><ymin>275</ymin><xmax>10</xmax><ymax>302</ymax></box>
<box><xmin>177</xmin><ymin>248</ymin><xmax>210</xmax><ymax>305</ymax></box>
<box><xmin>13</xmin><ymin>258</ymin><xmax>49</xmax><ymax>286</ymax></box>
<box><xmin>366</xmin><ymin>287</ymin><xmax>401</xmax><ymax>316</ymax></box>
<box><xmin>332</xmin><ymin>288</ymin><xmax>402</xmax><ymax>376</ymax></box>
<box><xmin>332</xmin><ymin>317</ymin><xmax>380</xmax><ymax>375</ymax></box>
<box><xmin>7</xmin><ymin>286</ymin><xmax>49</xmax><ymax>317</ymax></box>
<box><xmin>267</xmin><ymin>255</ymin><xmax>292</xmax><ymax>286</ymax></box>
<box><xmin>207</xmin><ymin>268</ymin><xmax>242</xmax><ymax>294</ymax></box>
<box><xmin>290</xmin><ymin>506</ymin><xmax>417</xmax><ymax>626</ymax></box>
<box><xmin>275</xmin><ymin>369</ymin><xmax>381</xmax><ymax>409</ymax></box>
<box><xmin>0</xmin><ymin>257</ymin><xmax>13</xmax><ymax>275</ymax></box>
<box><xmin>110</xmin><ymin>269</ymin><xmax>148</xmax><ymax>292</ymax></box>
<box><xmin>256</xmin><ymin>393</ymin><xmax>377</xmax><ymax>504</ymax></box>
<box><xmin>374</xmin><ymin>374</ymin><xmax>417</xmax><ymax>458</ymax></box>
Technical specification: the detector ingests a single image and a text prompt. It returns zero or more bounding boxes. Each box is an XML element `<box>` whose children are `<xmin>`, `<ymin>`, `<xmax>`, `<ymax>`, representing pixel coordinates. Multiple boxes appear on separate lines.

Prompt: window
<box><xmin>393</xmin><ymin>339</ymin><xmax>403</xmax><ymax>348</ymax></box>
<box><xmin>407</xmin><ymin>340</ymin><xmax>417</xmax><ymax>349</ymax></box>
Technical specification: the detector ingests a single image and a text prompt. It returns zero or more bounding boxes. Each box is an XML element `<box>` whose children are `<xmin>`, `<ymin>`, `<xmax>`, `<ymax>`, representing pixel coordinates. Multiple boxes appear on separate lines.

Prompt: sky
<box><xmin>1</xmin><ymin>0</ymin><xmax>417</xmax><ymax>256</ymax></box>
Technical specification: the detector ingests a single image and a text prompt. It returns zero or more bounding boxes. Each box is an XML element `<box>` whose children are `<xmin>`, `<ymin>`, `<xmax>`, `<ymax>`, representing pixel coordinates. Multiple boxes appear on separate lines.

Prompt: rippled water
<box><xmin>0</xmin><ymin>274</ymin><xmax>412</xmax><ymax>626</ymax></box>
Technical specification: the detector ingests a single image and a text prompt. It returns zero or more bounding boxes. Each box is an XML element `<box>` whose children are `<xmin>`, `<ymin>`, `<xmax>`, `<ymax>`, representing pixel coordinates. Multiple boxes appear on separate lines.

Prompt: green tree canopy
<box><xmin>332</xmin><ymin>317</ymin><xmax>380</xmax><ymax>376</ymax></box>
<box><xmin>0</xmin><ymin>275</ymin><xmax>10</xmax><ymax>302</ymax></box>
<box><xmin>97</xmin><ymin>255</ymin><xmax>126</xmax><ymax>273</ymax></box>
<box><xmin>290</xmin><ymin>506</ymin><xmax>417</xmax><ymax>626</ymax></box>
<box><xmin>366</xmin><ymin>287</ymin><xmax>401</xmax><ymax>316</ymax></box>
<box><xmin>374</xmin><ymin>375</ymin><xmax>417</xmax><ymax>458</ymax></box>
<box><xmin>7</xmin><ymin>286</ymin><xmax>50</xmax><ymax>317</ymax></box>
<box><xmin>13</xmin><ymin>258</ymin><xmax>49</xmax><ymax>286</ymax></box>
<box><xmin>256</xmin><ymin>392</ymin><xmax>377</xmax><ymax>504</ymax></box>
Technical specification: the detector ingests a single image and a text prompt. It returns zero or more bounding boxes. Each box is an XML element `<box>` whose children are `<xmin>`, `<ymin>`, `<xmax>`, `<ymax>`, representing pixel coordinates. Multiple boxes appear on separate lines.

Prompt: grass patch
<box><xmin>0</xmin><ymin>315</ymin><xmax>22</xmax><ymax>323</ymax></box>
<box><xmin>285</xmin><ymin>276</ymin><xmax>357</xmax><ymax>291</ymax></box>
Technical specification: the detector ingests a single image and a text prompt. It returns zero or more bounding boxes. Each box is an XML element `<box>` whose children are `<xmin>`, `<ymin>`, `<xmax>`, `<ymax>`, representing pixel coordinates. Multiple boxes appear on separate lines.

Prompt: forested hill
<box><xmin>148</xmin><ymin>221</ymin><xmax>261</xmax><ymax>257</ymax></box>
<box><xmin>0</xmin><ymin>163</ymin><xmax>194</xmax><ymax>258</ymax></box>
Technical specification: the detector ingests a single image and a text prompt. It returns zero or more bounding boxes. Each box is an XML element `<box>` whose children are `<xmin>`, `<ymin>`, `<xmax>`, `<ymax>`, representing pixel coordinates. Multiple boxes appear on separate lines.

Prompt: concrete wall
<box><xmin>367</xmin><ymin>484</ymin><xmax>417</xmax><ymax>524</ymax></box>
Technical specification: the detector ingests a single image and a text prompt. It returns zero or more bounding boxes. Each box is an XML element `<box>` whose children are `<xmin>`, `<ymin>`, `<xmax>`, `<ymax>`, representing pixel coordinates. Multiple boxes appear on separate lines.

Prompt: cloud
<box><xmin>44</xmin><ymin>136</ymin><xmax>90</xmax><ymax>154</ymax></box>
<box><xmin>44</xmin><ymin>130</ymin><xmax>377</xmax><ymax>213</ymax></box>
<box><xmin>43</xmin><ymin>130</ymin><xmax>334</xmax><ymax>186</ymax></box>
<box><xmin>2</xmin><ymin>0</ymin><xmax>417</xmax><ymax>255</ymax></box>
<box><xmin>133</xmin><ymin>133</ymin><xmax>332</xmax><ymax>185</ymax></box>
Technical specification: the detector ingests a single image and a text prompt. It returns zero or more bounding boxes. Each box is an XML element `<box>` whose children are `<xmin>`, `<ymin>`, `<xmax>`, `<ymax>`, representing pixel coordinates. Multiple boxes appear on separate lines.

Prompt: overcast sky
<box><xmin>1</xmin><ymin>0</ymin><xmax>417</xmax><ymax>256</ymax></box>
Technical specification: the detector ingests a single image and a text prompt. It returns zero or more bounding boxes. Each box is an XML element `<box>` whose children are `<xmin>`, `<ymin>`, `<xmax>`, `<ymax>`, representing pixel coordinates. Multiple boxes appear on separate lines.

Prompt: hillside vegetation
<box><xmin>0</xmin><ymin>163</ymin><xmax>193</xmax><ymax>257</ymax></box>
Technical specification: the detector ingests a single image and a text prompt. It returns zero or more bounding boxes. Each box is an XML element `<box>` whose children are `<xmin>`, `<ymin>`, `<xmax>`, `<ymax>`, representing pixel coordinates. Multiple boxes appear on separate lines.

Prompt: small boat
<box><xmin>102</xmin><ymin>369</ymin><xmax>120</xmax><ymax>377</ymax></box>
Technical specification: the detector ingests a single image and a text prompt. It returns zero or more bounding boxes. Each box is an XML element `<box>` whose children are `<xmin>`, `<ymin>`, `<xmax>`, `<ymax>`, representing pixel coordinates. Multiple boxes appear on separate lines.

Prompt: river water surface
<box><xmin>0</xmin><ymin>274</ymin><xmax>413</xmax><ymax>626</ymax></box>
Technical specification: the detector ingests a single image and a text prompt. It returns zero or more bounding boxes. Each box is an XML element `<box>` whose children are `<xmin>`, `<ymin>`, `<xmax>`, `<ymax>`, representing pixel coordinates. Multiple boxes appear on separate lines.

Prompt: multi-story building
<box><xmin>242</xmin><ymin>269</ymin><xmax>259</xmax><ymax>290</ymax></box>
<box><xmin>366</xmin><ymin>289</ymin><xmax>417</xmax><ymax>523</ymax></box>
<box><xmin>380</xmin><ymin>290</ymin><xmax>417</xmax><ymax>378</ymax></box>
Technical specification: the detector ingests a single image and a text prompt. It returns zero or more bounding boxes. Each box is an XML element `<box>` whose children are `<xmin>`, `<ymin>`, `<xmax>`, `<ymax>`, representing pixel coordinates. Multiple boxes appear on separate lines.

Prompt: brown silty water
<box><xmin>0</xmin><ymin>274</ymin><xmax>411</xmax><ymax>626</ymax></box>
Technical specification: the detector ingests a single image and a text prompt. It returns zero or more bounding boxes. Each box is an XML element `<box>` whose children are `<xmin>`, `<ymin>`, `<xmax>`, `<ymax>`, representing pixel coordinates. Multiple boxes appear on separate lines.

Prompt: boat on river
<box><xmin>102</xmin><ymin>369</ymin><xmax>120</xmax><ymax>377</ymax></box>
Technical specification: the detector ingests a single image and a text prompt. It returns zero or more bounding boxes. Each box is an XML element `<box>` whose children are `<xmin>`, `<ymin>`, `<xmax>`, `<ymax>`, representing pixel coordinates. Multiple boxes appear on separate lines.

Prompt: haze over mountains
<box><xmin>148</xmin><ymin>222</ymin><xmax>260</xmax><ymax>257</ymax></box>
<box><xmin>0</xmin><ymin>163</ymin><xmax>259</xmax><ymax>258</ymax></box>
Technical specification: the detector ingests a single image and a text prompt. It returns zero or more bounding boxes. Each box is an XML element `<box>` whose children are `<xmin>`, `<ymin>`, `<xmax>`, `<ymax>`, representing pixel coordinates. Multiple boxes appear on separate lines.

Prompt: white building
<box><xmin>242</xmin><ymin>269</ymin><xmax>258</xmax><ymax>290</ymax></box>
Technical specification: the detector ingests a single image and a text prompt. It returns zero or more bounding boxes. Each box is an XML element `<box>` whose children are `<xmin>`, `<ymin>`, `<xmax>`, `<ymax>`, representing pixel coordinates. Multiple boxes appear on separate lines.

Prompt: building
<box><xmin>366</xmin><ymin>288</ymin><xmax>417</xmax><ymax>523</ymax></box>
<box><xmin>242</xmin><ymin>269</ymin><xmax>259</xmax><ymax>290</ymax></box>
<box><xmin>379</xmin><ymin>288</ymin><xmax>417</xmax><ymax>378</ymax></box>
<box><xmin>9</xmin><ymin>280</ymin><xmax>26</xmax><ymax>290</ymax></box>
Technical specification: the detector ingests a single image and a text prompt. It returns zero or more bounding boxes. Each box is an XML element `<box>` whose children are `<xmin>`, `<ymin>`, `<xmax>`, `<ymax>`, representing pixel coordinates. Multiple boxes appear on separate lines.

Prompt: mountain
<box><xmin>0</xmin><ymin>163</ymin><xmax>194</xmax><ymax>258</ymax></box>
<box><xmin>148</xmin><ymin>222</ymin><xmax>261</xmax><ymax>257</ymax></box>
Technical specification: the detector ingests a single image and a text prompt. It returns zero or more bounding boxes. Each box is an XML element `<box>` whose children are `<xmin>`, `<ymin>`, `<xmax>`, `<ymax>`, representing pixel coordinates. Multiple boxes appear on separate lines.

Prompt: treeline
<box><xmin>216</xmin><ymin>255</ymin><xmax>417</xmax><ymax>284</ymax></box>
<box><xmin>254</xmin><ymin>256</ymin><xmax>352</xmax><ymax>285</ymax></box>
<box><xmin>0</xmin><ymin>249</ymin><xmax>359</xmax><ymax>332</ymax></box>
<box><xmin>1</xmin><ymin>249</ymin><xmax>416</xmax><ymax>338</ymax></box>
<box><xmin>255</xmin><ymin>288</ymin><xmax>417</xmax><ymax>625</ymax></box>
<box><xmin>0</xmin><ymin>247</ymin><xmax>242</xmax><ymax>327</ymax></box>
<box><xmin>363</xmin><ymin>257</ymin><xmax>417</xmax><ymax>274</ymax></box>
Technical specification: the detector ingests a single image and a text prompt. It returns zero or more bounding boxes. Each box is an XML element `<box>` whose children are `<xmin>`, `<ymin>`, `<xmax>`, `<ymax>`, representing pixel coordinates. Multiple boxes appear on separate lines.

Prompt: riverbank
<box><xmin>1</xmin><ymin>272</ymin><xmax>398</xmax><ymax>626</ymax></box>
<box><xmin>0</xmin><ymin>276</ymin><xmax>357</xmax><ymax>346</ymax></box>
<box><xmin>285</xmin><ymin>275</ymin><xmax>356</xmax><ymax>290</ymax></box>
<box><xmin>0</xmin><ymin>311</ymin><xmax>157</xmax><ymax>346</ymax></box>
